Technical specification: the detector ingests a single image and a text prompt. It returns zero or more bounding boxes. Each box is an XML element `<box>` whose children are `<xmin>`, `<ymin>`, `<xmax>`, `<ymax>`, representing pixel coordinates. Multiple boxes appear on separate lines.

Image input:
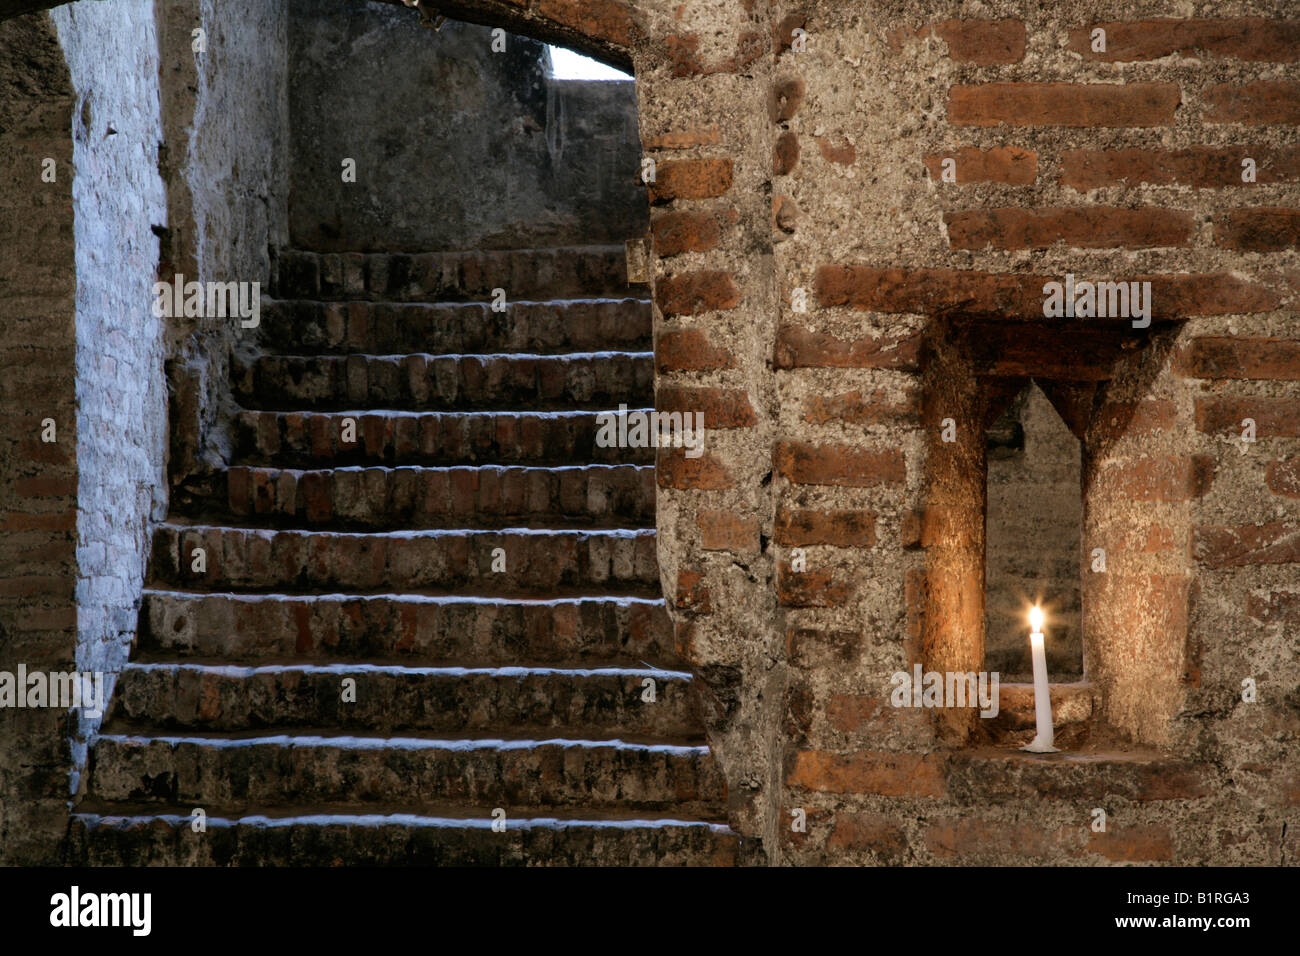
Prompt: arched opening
<box><xmin>918</xmin><ymin>316</ymin><xmax>1190</xmax><ymax>749</ymax></box>
<box><xmin>984</xmin><ymin>381</ymin><xmax>1083</xmax><ymax>683</ymax></box>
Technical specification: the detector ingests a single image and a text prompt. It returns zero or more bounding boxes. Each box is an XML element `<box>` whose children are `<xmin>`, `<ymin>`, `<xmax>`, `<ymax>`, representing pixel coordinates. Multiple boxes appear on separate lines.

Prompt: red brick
<box><xmin>1060</xmin><ymin>146</ymin><xmax>1300</xmax><ymax>189</ymax></box>
<box><xmin>776</xmin><ymin>565</ymin><xmax>855</xmax><ymax>608</ymax></box>
<box><xmin>697</xmin><ymin>510</ymin><xmax>759</xmax><ymax>552</ymax></box>
<box><xmin>657</xmin><ymin>386</ymin><xmax>757</xmax><ymax>429</ymax></box>
<box><xmin>773</xmin><ymin>132</ymin><xmax>799</xmax><ymax>175</ymax></box>
<box><xmin>1204</xmin><ymin>81</ymin><xmax>1300</xmax><ymax>125</ymax></box>
<box><xmin>652</xmin><ymin>208</ymin><xmax>731</xmax><ymax>257</ymax></box>
<box><xmin>655</xmin><ymin>329</ymin><xmax>737</xmax><ymax>373</ymax></box>
<box><xmin>13</xmin><ymin>476</ymin><xmax>76</xmax><ymax>497</ymax></box>
<box><xmin>769</xmin><ymin>76</ymin><xmax>806</xmax><ymax>123</ymax></box>
<box><xmin>815</xmin><ymin>137</ymin><xmax>856</xmax><ymax>166</ymax></box>
<box><xmin>925</xmin><ymin>820</ymin><xmax>1065</xmax><ymax>860</ymax></box>
<box><xmin>662</xmin><ymin>31</ymin><xmax>765</xmax><ymax>78</ymax></box>
<box><xmin>1195</xmin><ymin>397</ymin><xmax>1300</xmax><ymax>436</ymax></box>
<box><xmin>774</xmin><ymin>441</ymin><xmax>906</xmax><ymax>487</ymax></box>
<box><xmin>674</xmin><ymin>569</ymin><xmax>711</xmax><ymax>614</ymax></box>
<box><xmin>0</xmin><ymin>575</ymin><xmax>73</xmax><ymax>598</ymax></box>
<box><xmin>1266</xmin><ymin>458</ymin><xmax>1300</xmax><ymax>499</ymax></box>
<box><xmin>811</xmin><ymin>269</ymin><xmax>1276</xmax><ymax>319</ymax></box>
<box><xmin>1186</xmin><ymin>336</ymin><xmax>1300</xmax><ymax>380</ymax></box>
<box><xmin>893</xmin><ymin>19</ymin><xmax>1025</xmax><ymax>64</ymax></box>
<box><xmin>923</xmin><ymin>146</ymin><xmax>1036</xmax><ymax>184</ymax></box>
<box><xmin>1144</xmin><ymin>273</ymin><xmax>1279</xmax><ymax>315</ymax></box>
<box><xmin>949</xmin><ymin>82</ymin><xmax>1179</xmax><ymax>127</ymax></box>
<box><xmin>772</xmin><ymin>195</ymin><xmax>799</xmax><ymax>233</ymax></box>
<box><xmin>772</xmin><ymin>13</ymin><xmax>807</xmax><ymax>54</ymax></box>
<box><xmin>0</xmin><ymin>511</ymin><xmax>76</xmax><ymax>532</ymax></box>
<box><xmin>655</xmin><ymin>270</ymin><xmax>740</xmax><ymax>317</ymax></box>
<box><xmin>536</xmin><ymin>0</ymin><xmax>635</xmax><ymax>46</ymax></box>
<box><xmin>935</xmin><ymin>822</ymin><xmax>1066</xmax><ymax>858</ymax></box>
<box><xmin>1085</xmin><ymin>826</ymin><xmax>1175</xmax><ymax>862</ymax></box>
<box><xmin>1096</xmin><ymin>455</ymin><xmax>1215</xmax><ymax>502</ymax></box>
<box><xmin>802</xmin><ymin>389</ymin><xmax>919</xmax><ymax>426</ymax></box>
<box><xmin>775</xmin><ymin>324</ymin><xmax>921</xmax><ymax>370</ymax></box>
<box><xmin>825</xmin><ymin>695</ymin><xmax>931</xmax><ymax>735</ymax></box>
<box><xmin>656</xmin><ymin>449</ymin><xmax>734</xmax><ymax>490</ymax></box>
<box><xmin>1194</xmin><ymin>521</ymin><xmax>1300</xmax><ymax>568</ymax></box>
<box><xmin>827</xmin><ymin>813</ymin><xmax>909</xmax><ymax>856</ymax></box>
<box><xmin>647</xmin><ymin>159</ymin><xmax>733</xmax><ymax>203</ymax></box>
<box><xmin>1091</xmin><ymin>400</ymin><xmax>1178</xmax><ymax>443</ymax></box>
<box><xmin>945</xmin><ymin>206</ymin><xmax>1193</xmax><ymax>250</ymax></box>
<box><xmin>815</xmin><ymin>265</ymin><xmax>1044</xmax><ymax>315</ymax></box>
<box><xmin>787</xmin><ymin>750</ymin><xmax>946</xmax><ymax>796</ymax></box>
<box><xmin>1215</xmin><ymin>208</ymin><xmax>1300</xmax><ymax>251</ymax></box>
<box><xmin>775</xmin><ymin>508</ymin><xmax>876</xmax><ymax>547</ymax></box>
<box><xmin>1069</xmin><ymin>19</ymin><xmax>1300</xmax><ymax>62</ymax></box>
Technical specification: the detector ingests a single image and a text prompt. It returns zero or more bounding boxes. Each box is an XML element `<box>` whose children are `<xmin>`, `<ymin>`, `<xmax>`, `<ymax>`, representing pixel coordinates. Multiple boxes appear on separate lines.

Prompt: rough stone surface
<box><xmin>51</xmin><ymin>0</ymin><xmax>169</xmax><ymax>780</ymax></box>
<box><xmin>0</xmin><ymin>9</ymin><xmax>78</xmax><ymax>865</ymax></box>
<box><xmin>287</xmin><ymin>0</ymin><xmax>646</xmax><ymax>252</ymax></box>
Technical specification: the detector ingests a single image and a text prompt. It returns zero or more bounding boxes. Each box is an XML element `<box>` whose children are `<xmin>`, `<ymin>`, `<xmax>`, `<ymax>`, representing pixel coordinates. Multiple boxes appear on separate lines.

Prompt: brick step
<box><xmin>220</xmin><ymin>464</ymin><xmax>654</xmax><ymax>529</ymax></box>
<box><xmin>259</xmin><ymin>298</ymin><xmax>652</xmax><ymax>355</ymax></box>
<box><xmin>87</xmin><ymin>734</ymin><xmax>725</xmax><ymax>815</ymax></box>
<box><xmin>273</xmin><ymin>245</ymin><xmax>644</xmax><ymax>302</ymax></box>
<box><xmin>138</xmin><ymin>591</ymin><xmax>679</xmax><ymax>667</ymax></box>
<box><xmin>149</xmin><ymin>523</ymin><xmax>659</xmax><ymax>594</ymax></box>
<box><xmin>67</xmin><ymin>812</ymin><xmax>740</xmax><ymax>866</ymax></box>
<box><xmin>944</xmin><ymin>748</ymin><xmax>1210</xmax><ymax>805</ymax></box>
<box><xmin>107</xmin><ymin>662</ymin><xmax>703</xmax><ymax>739</ymax></box>
<box><xmin>232</xmin><ymin>352</ymin><xmax>653</xmax><ymax>412</ymax></box>
<box><xmin>233</xmin><ymin>409</ymin><xmax>655</xmax><ymax>468</ymax></box>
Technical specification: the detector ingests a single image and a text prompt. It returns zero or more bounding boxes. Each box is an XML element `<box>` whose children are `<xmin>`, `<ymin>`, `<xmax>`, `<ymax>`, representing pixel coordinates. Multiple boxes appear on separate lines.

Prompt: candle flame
<box><xmin>1029</xmin><ymin>605</ymin><xmax>1045</xmax><ymax>632</ymax></box>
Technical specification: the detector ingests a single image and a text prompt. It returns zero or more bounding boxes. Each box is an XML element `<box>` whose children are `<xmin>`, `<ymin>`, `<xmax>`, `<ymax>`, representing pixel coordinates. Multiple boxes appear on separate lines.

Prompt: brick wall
<box><xmin>627</xmin><ymin>1</ymin><xmax>1299</xmax><ymax>864</ymax></box>
<box><xmin>0</xmin><ymin>11</ymin><xmax>78</xmax><ymax>864</ymax></box>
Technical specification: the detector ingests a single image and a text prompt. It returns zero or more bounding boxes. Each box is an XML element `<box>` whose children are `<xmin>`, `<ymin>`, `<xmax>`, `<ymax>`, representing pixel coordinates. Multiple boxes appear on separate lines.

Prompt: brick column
<box><xmin>633</xmin><ymin>0</ymin><xmax>780</xmax><ymax>849</ymax></box>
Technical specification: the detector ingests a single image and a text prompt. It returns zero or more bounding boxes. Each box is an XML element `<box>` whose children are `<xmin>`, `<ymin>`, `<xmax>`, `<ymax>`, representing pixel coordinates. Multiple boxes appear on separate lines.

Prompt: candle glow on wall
<box><xmin>1021</xmin><ymin>604</ymin><xmax>1060</xmax><ymax>754</ymax></box>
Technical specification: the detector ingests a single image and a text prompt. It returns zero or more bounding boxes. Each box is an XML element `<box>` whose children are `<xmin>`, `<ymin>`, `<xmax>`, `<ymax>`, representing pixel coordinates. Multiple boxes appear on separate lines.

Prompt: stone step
<box><xmin>137</xmin><ymin>591</ymin><xmax>678</xmax><ymax>667</ymax></box>
<box><xmin>233</xmin><ymin>409</ymin><xmax>656</xmax><ymax>468</ymax></box>
<box><xmin>221</xmin><ymin>464</ymin><xmax>655</xmax><ymax>529</ymax></box>
<box><xmin>232</xmin><ymin>352</ymin><xmax>653</xmax><ymax>412</ymax></box>
<box><xmin>149</xmin><ymin>523</ymin><xmax>659</xmax><ymax>594</ymax></box>
<box><xmin>87</xmin><ymin>734</ymin><xmax>725</xmax><ymax>815</ymax></box>
<box><xmin>67</xmin><ymin>812</ymin><xmax>740</xmax><ymax>866</ymax></box>
<box><xmin>258</xmin><ymin>298</ymin><xmax>652</xmax><ymax>355</ymax></box>
<box><xmin>273</xmin><ymin>245</ymin><xmax>643</xmax><ymax>302</ymax></box>
<box><xmin>108</xmin><ymin>662</ymin><xmax>701</xmax><ymax>739</ymax></box>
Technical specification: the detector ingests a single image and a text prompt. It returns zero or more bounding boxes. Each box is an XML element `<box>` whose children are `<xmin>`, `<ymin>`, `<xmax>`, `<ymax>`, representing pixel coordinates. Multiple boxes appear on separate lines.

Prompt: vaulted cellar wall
<box><xmin>287</xmin><ymin>0</ymin><xmax>647</xmax><ymax>253</ymax></box>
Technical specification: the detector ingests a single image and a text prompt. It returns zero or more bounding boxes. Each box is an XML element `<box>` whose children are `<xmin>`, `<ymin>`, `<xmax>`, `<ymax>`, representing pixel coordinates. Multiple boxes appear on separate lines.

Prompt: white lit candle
<box><xmin>1021</xmin><ymin>605</ymin><xmax>1060</xmax><ymax>753</ymax></box>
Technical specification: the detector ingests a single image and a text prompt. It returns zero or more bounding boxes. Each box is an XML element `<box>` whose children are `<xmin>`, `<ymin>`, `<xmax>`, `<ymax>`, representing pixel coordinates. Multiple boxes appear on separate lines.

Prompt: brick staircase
<box><xmin>68</xmin><ymin>245</ymin><xmax>741</xmax><ymax>866</ymax></box>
